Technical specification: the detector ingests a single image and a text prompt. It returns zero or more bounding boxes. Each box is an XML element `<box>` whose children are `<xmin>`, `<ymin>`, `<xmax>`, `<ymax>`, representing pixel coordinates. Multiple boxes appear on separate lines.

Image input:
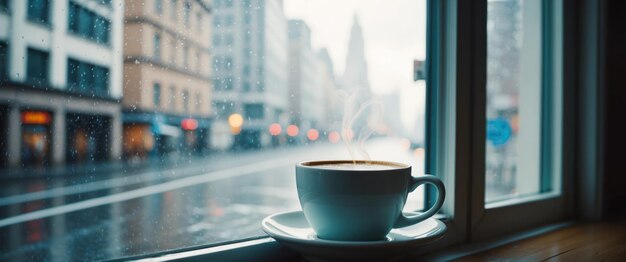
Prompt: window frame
<box><xmin>462</xmin><ymin>0</ymin><xmax>573</xmax><ymax>241</ymax></box>
<box><xmin>114</xmin><ymin>0</ymin><xmax>601</xmax><ymax>259</ymax></box>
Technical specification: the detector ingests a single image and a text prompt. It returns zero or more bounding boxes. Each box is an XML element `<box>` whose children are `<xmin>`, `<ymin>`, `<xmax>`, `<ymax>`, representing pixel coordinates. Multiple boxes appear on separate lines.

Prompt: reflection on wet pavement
<box><xmin>0</xmin><ymin>138</ymin><xmax>424</xmax><ymax>261</ymax></box>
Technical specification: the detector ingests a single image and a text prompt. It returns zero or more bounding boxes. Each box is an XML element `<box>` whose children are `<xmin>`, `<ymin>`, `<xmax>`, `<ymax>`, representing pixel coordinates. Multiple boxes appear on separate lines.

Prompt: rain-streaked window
<box><xmin>0</xmin><ymin>0</ymin><xmax>429</xmax><ymax>260</ymax></box>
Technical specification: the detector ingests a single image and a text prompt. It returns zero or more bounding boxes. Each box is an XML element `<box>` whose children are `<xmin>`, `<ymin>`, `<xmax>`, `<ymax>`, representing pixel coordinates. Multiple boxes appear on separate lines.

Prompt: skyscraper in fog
<box><xmin>212</xmin><ymin>0</ymin><xmax>289</xmax><ymax>149</ymax></box>
<box><xmin>341</xmin><ymin>15</ymin><xmax>371</xmax><ymax>100</ymax></box>
<box><xmin>0</xmin><ymin>0</ymin><xmax>124</xmax><ymax>167</ymax></box>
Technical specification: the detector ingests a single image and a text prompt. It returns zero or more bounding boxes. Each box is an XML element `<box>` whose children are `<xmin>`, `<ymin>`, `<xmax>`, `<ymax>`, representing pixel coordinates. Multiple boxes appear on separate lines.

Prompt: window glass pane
<box><xmin>27</xmin><ymin>0</ymin><xmax>50</xmax><ymax>24</ymax></box>
<box><xmin>68</xmin><ymin>2</ymin><xmax>111</xmax><ymax>45</ymax></box>
<box><xmin>0</xmin><ymin>42</ymin><xmax>7</xmax><ymax>82</ymax></box>
<box><xmin>155</xmin><ymin>0</ymin><xmax>163</xmax><ymax>14</ymax></box>
<box><xmin>485</xmin><ymin>0</ymin><xmax>559</xmax><ymax>202</ymax></box>
<box><xmin>153</xmin><ymin>83</ymin><xmax>161</xmax><ymax>107</ymax></box>
<box><xmin>0</xmin><ymin>0</ymin><xmax>9</xmax><ymax>10</ymax></box>
<box><xmin>0</xmin><ymin>0</ymin><xmax>428</xmax><ymax>260</ymax></box>
<box><xmin>26</xmin><ymin>48</ymin><xmax>49</xmax><ymax>86</ymax></box>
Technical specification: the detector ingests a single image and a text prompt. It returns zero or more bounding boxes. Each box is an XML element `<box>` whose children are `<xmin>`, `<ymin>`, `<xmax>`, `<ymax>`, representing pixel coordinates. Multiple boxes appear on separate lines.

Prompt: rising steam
<box><xmin>339</xmin><ymin>89</ymin><xmax>383</xmax><ymax>165</ymax></box>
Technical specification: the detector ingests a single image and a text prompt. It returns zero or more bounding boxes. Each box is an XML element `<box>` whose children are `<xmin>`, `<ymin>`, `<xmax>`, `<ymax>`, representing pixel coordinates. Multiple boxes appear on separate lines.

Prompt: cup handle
<box><xmin>393</xmin><ymin>175</ymin><xmax>446</xmax><ymax>228</ymax></box>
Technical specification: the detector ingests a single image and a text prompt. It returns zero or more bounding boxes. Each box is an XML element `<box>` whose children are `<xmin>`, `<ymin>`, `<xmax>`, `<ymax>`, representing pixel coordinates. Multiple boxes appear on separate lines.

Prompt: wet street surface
<box><xmin>0</xmin><ymin>138</ymin><xmax>424</xmax><ymax>261</ymax></box>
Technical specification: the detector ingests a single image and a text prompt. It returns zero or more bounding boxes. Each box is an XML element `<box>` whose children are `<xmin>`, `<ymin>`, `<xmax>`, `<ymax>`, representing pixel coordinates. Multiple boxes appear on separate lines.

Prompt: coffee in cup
<box><xmin>296</xmin><ymin>160</ymin><xmax>445</xmax><ymax>241</ymax></box>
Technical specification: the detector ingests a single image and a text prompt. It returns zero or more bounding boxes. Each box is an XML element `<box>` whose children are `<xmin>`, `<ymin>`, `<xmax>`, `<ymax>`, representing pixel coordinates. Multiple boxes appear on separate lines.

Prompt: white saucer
<box><xmin>261</xmin><ymin>211</ymin><xmax>447</xmax><ymax>262</ymax></box>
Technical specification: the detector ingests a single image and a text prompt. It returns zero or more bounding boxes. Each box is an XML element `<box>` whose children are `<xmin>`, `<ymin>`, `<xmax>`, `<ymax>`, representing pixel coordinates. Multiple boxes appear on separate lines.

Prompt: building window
<box><xmin>214</xmin><ymin>15</ymin><xmax>220</xmax><ymax>28</ymax></box>
<box><xmin>0</xmin><ymin>0</ymin><xmax>9</xmax><ymax>10</ymax></box>
<box><xmin>184</xmin><ymin>1</ymin><xmax>191</xmax><ymax>26</ymax></box>
<box><xmin>183</xmin><ymin>44</ymin><xmax>189</xmax><ymax>67</ymax></box>
<box><xmin>68</xmin><ymin>2</ymin><xmax>111</xmax><ymax>45</ymax></box>
<box><xmin>155</xmin><ymin>0</ymin><xmax>163</xmax><ymax>14</ymax></box>
<box><xmin>196</xmin><ymin>50</ymin><xmax>202</xmax><ymax>72</ymax></box>
<box><xmin>225</xmin><ymin>34</ymin><xmax>234</xmax><ymax>45</ymax></box>
<box><xmin>26</xmin><ymin>48</ymin><xmax>49</xmax><ymax>86</ymax></box>
<box><xmin>242</xmin><ymin>81</ymin><xmax>250</xmax><ymax>92</ymax></box>
<box><xmin>67</xmin><ymin>58</ymin><xmax>110</xmax><ymax>96</ymax></box>
<box><xmin>225</xmin><ymin>15</ymin><xmax>234</xmax><ymax>26</ymax></box>
<box><xmin>196</xmin><ymin>93</ymin><xmax>201</xmax><ymax>112</ymax></box>
<box><xmin>27</xmin><ymin>0</ymin><xmax>50</xmax><ymax>25</ymax></box>
<box><xmin>196</xmin><ymin>12</ymin><xmax>202</xmax><ymax>32</ymax></box>
<box><xmin>170</xmin><ymin>39</ymin><xmax>177</xmax><ymax>64</ymax></box>
<box><xmin>244</xmin><ymin>13</ymin><xmax>251</xmax><ymax>25</ymax></box>
<box><xmin>153</xmin><ymin>83</ymin><xmax>161</xmax><ymax>107</ymax></box>
<box><xmin>212</xmin><ymin>101</ymin><xmax>234</xmax><ymax>119</ymax></box>
<box><xmin>0</xmin><ymin>42</ymin><xmax>7</xmax><ymax>82</ymax></box>
<box><xmin>243</xmin><ymin>65</ymin><xmax>250</xmax><ymax>76</ymax></box>
<box><xmin>170</xmin><ymin>0</ymin><xmax>177</xmax><ymax>20</ymax></box>
<box><xmin>182</xmin><ymin>90</ymin><xmax>189</xmax><ymax>112</ymax></box>
<box><xmin>154</xmin><ymin>33</ymin><xmax>161</xmax><ymax>60</ymax></box>
<box><xmin>169</xmin><ymin>86</ymin><xmax>176</xmax><ymax>109</ymax></box>
<box><xmin>225</xmin><ymin>0</ymin><xmax>232</xmax><ymax>7</ymax></box>
<box><xmin>244</xmin><ymin>104</ymin><xmax>264</xmax><ymax>120</ymax></box>
<box><xmin>224</xmin><ymin>56</ymin><xmax>233</xmax><ymax>70</ymax></box>
<box><xmin>224</xmin><ymin>76</ymin><xmax>233</xmax><ymax>90</ymax></box>
<box><xmin>213</xmin><ymin>35</ymin><xmax>221</xmax><ymax>46</ymax></box>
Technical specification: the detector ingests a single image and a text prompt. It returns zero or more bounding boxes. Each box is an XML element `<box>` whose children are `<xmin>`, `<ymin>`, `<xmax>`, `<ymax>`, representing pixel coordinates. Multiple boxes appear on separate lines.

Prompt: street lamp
<box><xmin>228</xmin><ymin>113</ymin><xmax>244</xmax><ymax>135</ymax></box>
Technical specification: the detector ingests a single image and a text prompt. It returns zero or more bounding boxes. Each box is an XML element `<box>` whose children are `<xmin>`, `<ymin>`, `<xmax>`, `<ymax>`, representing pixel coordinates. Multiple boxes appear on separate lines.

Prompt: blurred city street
<box><xmin>0</xmin><ymin>137</ymin><xmax>424</xmax><ymax>261</ymax></box>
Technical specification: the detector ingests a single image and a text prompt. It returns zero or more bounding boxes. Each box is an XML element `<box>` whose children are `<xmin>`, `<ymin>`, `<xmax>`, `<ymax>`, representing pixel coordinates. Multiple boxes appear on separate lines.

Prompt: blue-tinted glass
<box><xmin>153</xmin><ymin>83</ymin><xmax>161</xmax><ymax>106</ymax></box>
<box><xmin>155</xmin><ymin>0</ymin><xmax>162</xmax><ymax>14</ymax></box>
<box><xmin>0</xmin><ymin>42</ymin><xmax>6</xmax><ymax>81</ymax></box>
<box><xmin>93</xmin><ymin>66</ymin><xmax>109</xmax><ymax>95</ymax></box>
<box><xmin>27</xmin><ymin>0</ymin><xmax>50</xmax><ymax>24</ymax></box>
<box><xmin>67</xmin><ymin>59</ymin><xmax>80</xmax><ymax>91</ymax></box>
<box><xmin>184</xmin><ymin>2</ymin><xmax>191</xmax><ymax>25</ymax></box>
<box><xmin>68</xmin><ymin>2</ymin><xmax>110</xmax><ymax>45</ymax></box>
<box><xmin>67</xmin><ymin>58</ymin><xmax>109</xmax><ymax>96</ymax></box>
<box><xmin>27</xmin><ymin>48</ymin><xmax>49</xmax><ymax>85</ymax></box>
<box><xmin>154</xmin><ymin>34</ymin><xmax>161</xmax><ymax>60</ymax></box>
<box><xmin>170</xmin><ymin>0</ymin><xmax>178</xmax><ymax>20</ymax></box>
<box><xmin>244</xmin><ymin>104</ymin><xmax>264</xmax><ymax>119</ymax></box>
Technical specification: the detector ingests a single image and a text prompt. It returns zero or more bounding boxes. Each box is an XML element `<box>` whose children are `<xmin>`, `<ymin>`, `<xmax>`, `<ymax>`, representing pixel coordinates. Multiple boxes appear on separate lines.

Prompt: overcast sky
<box><xmin>283</xmin><ymin>0</ymin><xmax>427</xmax><ymax>133</ymax></box>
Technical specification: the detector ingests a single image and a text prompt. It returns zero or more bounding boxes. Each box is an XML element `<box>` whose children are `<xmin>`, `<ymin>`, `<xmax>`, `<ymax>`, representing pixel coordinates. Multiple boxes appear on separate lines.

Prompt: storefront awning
<box><xmin>153</xmin><ymin>123</ymin><xmax>182</xmax><ymax>137</ymax></box>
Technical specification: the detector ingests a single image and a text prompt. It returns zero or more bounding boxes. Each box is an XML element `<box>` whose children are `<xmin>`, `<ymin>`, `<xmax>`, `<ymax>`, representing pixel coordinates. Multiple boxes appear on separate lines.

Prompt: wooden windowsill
<box><xmin>454</xmin><ymin>218</ymin><xmax>626</xmax><ymax>261</ymax></box>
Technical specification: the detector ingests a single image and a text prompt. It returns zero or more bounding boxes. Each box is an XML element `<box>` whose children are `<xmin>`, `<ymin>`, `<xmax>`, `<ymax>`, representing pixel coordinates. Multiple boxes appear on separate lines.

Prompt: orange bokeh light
<box><xmin>287</xmin><ymin>125</ymin><xmax>299</xmax><ymax>137</ymax></box>
<box><xmin>181</xmin><ymin>118</ymin><xmax>198</xmax><ymax>131</ymax></box>
<box><xmin>328</xmin><ymin>131</ymin><xmax>340</xmax><ymax>143</ymax></box>
<box><xmin>269</xmin><ymin>123</ymin><xmax>282</xmax><ymax>136</ymax></box>
<box><xmin>307</xmin><ymin>129</ymin><xmax>319</xmax><ymax>141</ymax></box>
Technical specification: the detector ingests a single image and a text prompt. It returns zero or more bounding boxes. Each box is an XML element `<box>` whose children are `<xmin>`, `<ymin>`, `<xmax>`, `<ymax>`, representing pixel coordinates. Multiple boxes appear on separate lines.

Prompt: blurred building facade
<box><xmin>287</xmin><ymin>19</ymin><xmax>324</xmax><ymax>143</ymax></box>
<box><xmin>0</xmin><ymin>0</ymin><xmax>124</xmax><ymax>167</ymax></box>
<box><xmin>316</xmin><ymin>48</ymin><xmax>341</xmax><ymax>133</ymax></box>
<box><xmin>122</xmin><ymin>0</ymin><xmax>213</xmax><ymax>158</ymax></box>
<box><xmin>211</xmin><ymin>0</ymin><xmax>289</xmax><ymax>149</ymax></box>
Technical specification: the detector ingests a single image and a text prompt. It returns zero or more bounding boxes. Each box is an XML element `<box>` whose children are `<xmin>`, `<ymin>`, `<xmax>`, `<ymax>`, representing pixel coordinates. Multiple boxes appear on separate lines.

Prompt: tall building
<box><xmin>122</xmin><ymin>0</ymin><xmax>213</xmax><ymax>158</ymax></box>
<box><xmin>317</xmin><ymin>48</ymin><xmax>341</xmax><ymax>132</ymax></box>
<box><xmin>339</xmin><ymin>15</ymin><xmax>372</xmax><ymax>138</ymax></box>
<box><xmin>288</xmin><ymin>19</ymin><xmax>324</xmax><ymax>141</ymax></box>
<box><xmin>211</xmin><ymin>0</ymin><xmax>289</xmax><ymax>149</ymax></box>
<box><xmin>341</xmin><ymin>15</ymin><xmax>371</xmax><ymax>100</ymax></box>
<box><xmin>0</xmin><ymin>0</ymin><xmax>124</xmax><ymax>168</ymax></box>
